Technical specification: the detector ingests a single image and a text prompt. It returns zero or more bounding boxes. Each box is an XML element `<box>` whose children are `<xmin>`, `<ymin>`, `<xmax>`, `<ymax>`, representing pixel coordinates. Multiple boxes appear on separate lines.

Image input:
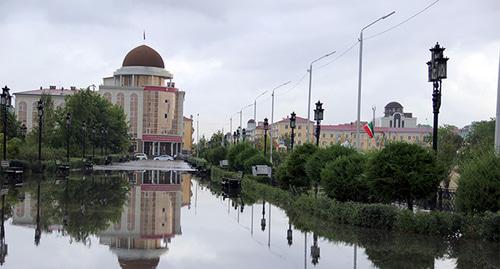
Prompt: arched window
<box><xmin>31</xmin><ymin>102</ymin><xmax>38</xmax><ymax>128</ymax></box>
<box><xmin>116</xmin><ymin>93</ymin><xmax>124</xmax><ymax>108</ymax></box>
<box><xmin>103</xmin><ymin>92</ymin><xmax>112</xmax><ymax>103</ymax></box>
<box><xmin>130</xmin><ymin>94</ymin><xmax>138</xmax><ymax>136</ymax></box>
<box><xmin>18</xmin><ymin>101</ymin><xmax>27</xmax><ymax>125</ymax></box>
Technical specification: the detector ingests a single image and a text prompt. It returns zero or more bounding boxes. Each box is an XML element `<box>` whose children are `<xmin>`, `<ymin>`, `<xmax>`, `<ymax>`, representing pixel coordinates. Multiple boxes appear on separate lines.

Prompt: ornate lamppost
<box><xmin>314</xmin><ymin>101</ymin><xmax>324</xmax><ymax>147</ymax></box>
<box><xmin>242</xmin><ymin>128</ymin><xmax>246</xmax><ymax>142</ymax></box>
<box><xmin>66</xmin><ymin>113</ymin><xmax>71</xmax><ymax>164</ymax></box>
<box><xmin>233</xmin><ymin>131</ymin><xmax>237</xmax><ymax>144</ymax></box>
<box><xmin>263</xmin><ymin>118</ymin><xmax>269</xmax><ymax>156</ymax></box>
<box><xmin>427</xmin><ymin>42</ymin><xmax>449</xmax><ymax>152</ymax></box>
<box><xmin>1</xmin><ymin>86</ymin><xmax>12</xmax><ymax>161</ymax></box>
<box><xmin>290</xmin><ymin>112</ymin><xmax>296</xmax><ymax>150</ymax></box>
<box><xmin>236</xmin><ymin>128</ymin><xmax>240</xmax><ymax>143</ymax></box>
<box><xmin>37</xmin><ymin>100</ymin><xmax>44</xmax><ymax>170</ymax></box>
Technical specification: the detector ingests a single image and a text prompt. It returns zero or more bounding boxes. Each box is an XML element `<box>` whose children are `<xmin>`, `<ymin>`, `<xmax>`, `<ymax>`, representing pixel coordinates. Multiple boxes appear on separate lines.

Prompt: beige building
<box><xmin>100</xmin><ymin>44</ymin><xmax>186</xmax><ymax>156</ymax></box>
<box><xmin>182</xmin><ymin>116</ymin><xmax>194</xmax><ymax>153</ymax></box>
<box><xmin>14</xmin><ymin>86</ymin><xmax>79</xmax><ymax>131</ymax></box>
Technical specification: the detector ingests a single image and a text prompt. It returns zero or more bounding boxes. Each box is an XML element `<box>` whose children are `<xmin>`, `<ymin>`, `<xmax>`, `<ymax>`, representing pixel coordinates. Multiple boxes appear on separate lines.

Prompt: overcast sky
<box><xmin>1</xmin><ymin>0</ymin><xmax>499</xmax><ymax>137</ymax></box>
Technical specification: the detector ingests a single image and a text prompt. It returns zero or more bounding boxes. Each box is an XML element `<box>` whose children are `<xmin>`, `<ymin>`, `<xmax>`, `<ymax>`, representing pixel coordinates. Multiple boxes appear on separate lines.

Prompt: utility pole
<box><xmin>495</xmin><ymin>51</ymin><xmax>500</xmax><ymax>155</ymax></box>
<box><xmin>196</xmin><ymin>113</ymin><xmax>199</xmax><ymax>158</ymax></box>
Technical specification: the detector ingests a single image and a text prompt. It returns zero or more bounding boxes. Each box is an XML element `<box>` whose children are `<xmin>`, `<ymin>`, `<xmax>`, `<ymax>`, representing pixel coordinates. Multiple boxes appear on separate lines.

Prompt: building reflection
<box><xmin>100</xmin><ymin>170</ymin><xmax>191</xmax><ymax>269</ymax></box>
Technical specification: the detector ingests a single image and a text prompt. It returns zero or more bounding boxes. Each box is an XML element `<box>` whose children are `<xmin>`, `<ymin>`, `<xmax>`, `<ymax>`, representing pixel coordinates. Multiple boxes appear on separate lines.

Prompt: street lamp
<box><xmin>306</xmin><ymin>51</ymin><xmax>335</xmax><ymax>143</ymax></box>
<box><xmin>287</xmin><ymin>222</ymin><xmax>293</xmax><ymax>246</ymax></box>
<box><xmin>314</xmin><ymin>101</ymin><xmax>324</xmax><ymax>147</ymax></box>
<box><xmin>37</xmin><ymin>100</ymin><xmax>44</xmax><ymax>170</ymax></box>
<box><xmin>236</xmin><ymin>128</ymin><xmax>240</xmax><ymax>143</ymax></box>
<box><xmin>261</xmin><ymin>201</ymin><xmax>266</xmax><ymax>231</ymax></box>
<box><xmin>427</xmin><ymin>42</ymin><xmax>449</xmax><ymax>152</ymax></box>
<box><xmin>1</xmin><ymin>86</ymin><xmax>12</xmax><ymax>161</ymax></box>
<box><xmin>233</xmin><ymin>131</ymin><xmax>237</xmax><ymax>144</ymax></box>
<box><xmin>242</xmin><ymin>128</ymin><xmax>246</xmax><ymax>142</ymax></box>
<box><xmin>253</xmin><ymin>90</ymin><xmax>267</xmax><ymax>141</ymax></box>
<box><xmin>263</xmin><ymin>118</ymin><xmax>269</xmax><ymax>156</ymax></box>
<box><xmin>290</xmin><ymin>112</ymin><xmax>296</xmax><ymax>150</ymax></box>
<box><xmin>356</xmin><ymin>11</ymin><xmax>395</xmax><ymax>149</ymax></box>
<box><xmin>82</xmin><ymin>121</ymin><xmax>86</xmax><ymax>160</ymax></box>
<box><xmin>20</xmin><ymin>124</ymin><xmax>27</xmax><ymax>140</ymax></box>
<box><xmin>270</xmin><ymin>81</ymin><xmax>291</xmax><ymax>163</ymax></box>
<box><xmin>66</xmin><ymin>113</ymin><xmax>71</xmax><ymax>164</ymax></box>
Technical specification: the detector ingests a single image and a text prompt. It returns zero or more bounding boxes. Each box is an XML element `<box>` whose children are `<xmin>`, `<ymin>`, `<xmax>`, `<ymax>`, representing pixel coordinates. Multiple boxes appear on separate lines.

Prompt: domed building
<box><xmin>99</xmin><ymin>44</ymin><xmax>185</xmax><ymax>156</ymax></box>
<box><xmin>378</xmin><ymin>101</ymin><xmax>417</xmax><ymax>129</ymax></box>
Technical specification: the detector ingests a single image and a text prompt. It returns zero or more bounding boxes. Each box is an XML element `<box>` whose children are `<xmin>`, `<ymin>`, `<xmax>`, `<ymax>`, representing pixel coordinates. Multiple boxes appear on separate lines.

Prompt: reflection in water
<box><xmin>0</xmin><ymin>192</ymin><xmax>7</xmax><ymax>265</ymax></box>
<box><xmin>34</xmin><ymin>179</ymin><xmax>41</xmax><ymax>246</ymax></box>
<box><xmin>99</xmin><ymin>171</ymin><xmax>191</xmax><ymax>269</ymax></box>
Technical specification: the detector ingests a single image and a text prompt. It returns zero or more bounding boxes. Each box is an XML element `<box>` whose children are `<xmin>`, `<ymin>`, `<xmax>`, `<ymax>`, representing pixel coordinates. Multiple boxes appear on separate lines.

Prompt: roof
<box><xmin>123</xmin><ymin>45</ymin><xmax>165</xmax><ymax>68</ymax></box>
<box><xmin>14</xmin><ymin>87</ymin><xmax>79</xmax><ymax>96</ymax></box>
<box><xmin>274</xmin><ymin>115</ymin><xmax>314</xmax><ymax>124</ymax></box>
<box><xmin>321</xmin><ymin>123</ymin><xmax>432</xmax><ymax>134</ymax></box>
<box><xmin>385</xmin><ymin>101</ymin><xmax>403</xmax><ymax>109</ymax></box>
<box><xmin>183</xmin><ymin>116</ymin><xmax>193</xmax><ymax>121</ymax></box>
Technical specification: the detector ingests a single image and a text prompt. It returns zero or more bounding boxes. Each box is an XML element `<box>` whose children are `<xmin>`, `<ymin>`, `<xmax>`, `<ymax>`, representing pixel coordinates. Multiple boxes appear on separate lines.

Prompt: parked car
<box><xmin>134</xmin><ymin>153</ymin><xmax>148</xmax><ymax>160</ymax></box>
<box><xmin>153</xmin><ymin>155</ymin><xmax>174</xmax><ymax>161</ymax></box>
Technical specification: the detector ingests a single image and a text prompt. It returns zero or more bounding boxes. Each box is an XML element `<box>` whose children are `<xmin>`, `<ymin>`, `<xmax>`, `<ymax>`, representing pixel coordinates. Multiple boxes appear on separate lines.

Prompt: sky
<box><xmin>0</xmin><ymin>0</ymin><xmax>499</xmax><ymax>138</ymax></box>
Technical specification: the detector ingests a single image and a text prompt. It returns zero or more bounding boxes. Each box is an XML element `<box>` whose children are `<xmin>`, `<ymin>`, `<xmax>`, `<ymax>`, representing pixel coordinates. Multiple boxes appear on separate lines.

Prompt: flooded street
<box><xmin>0</xmin><ymin>170</ymin><xmax>497</xmax><ymax>269</ymax></box>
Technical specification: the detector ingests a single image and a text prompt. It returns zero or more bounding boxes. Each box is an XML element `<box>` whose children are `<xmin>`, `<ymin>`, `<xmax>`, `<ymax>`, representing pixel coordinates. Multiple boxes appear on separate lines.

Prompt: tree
<box><xmin>367</xmin><ymin>142</ymin><xmax>442</xmax><ymax>210</ymax></box>
<box><xmin>459</xmin><ymin>119</ymin><xmax>496</xmax><ymax>167</ymax></box>
<box><xmin>243</xmin><ymin>153</ymin><xmax>270</xmax><ymax>174</ymax></box>
<box><xmin>305</xmin><ymin>145</ymin><xmax>356</xmax><ymax>191</ymax></box>
<box><xmin>206</xmin><ymin>146</ymin><xmax>227</xmax><ymax>165</ymax></box>
<box><xmin>321</xmin><ymin>153</ymin><xmax>369</xmax><ymax>202</ymax></box>
<box><xmin>276</xmin><ymin>143</ymin><xmax>317</xmax><ymax>191</ymax></box>
<box><xmin>455</xmin><ymin>150</ymin><xmax>500</xmax><ymax>213</ymax></box>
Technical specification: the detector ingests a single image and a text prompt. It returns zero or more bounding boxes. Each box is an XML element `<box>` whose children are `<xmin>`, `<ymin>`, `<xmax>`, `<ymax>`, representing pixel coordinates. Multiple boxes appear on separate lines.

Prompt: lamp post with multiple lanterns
<box><xmin>426</xmin><ymin>42</ymin><xmax>449</xmax><ymax>152</ymax></box>
<box><xmin>1</xmin><ymin>86</ymin><xmax>12</xmax><ymax>161</ymax></box>
<box><xmin>290</xmin><ymin>112</ymin><xmax>296</xmax><ymax>150</ymax></box>
<box><xmin>314</xmin><ymin>101</ymin><xmax>324</xmax><ymax>147</ymax></box>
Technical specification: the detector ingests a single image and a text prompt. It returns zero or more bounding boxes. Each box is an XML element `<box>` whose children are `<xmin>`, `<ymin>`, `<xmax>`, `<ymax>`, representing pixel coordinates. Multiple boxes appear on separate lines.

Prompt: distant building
<box><xmin>99</xmin><ymin>44</ymin><xmax>186</xmax><ymax>156</ymax></box>
<box><xmin>14</xmin><ymin>86</ymin><xmax>79</xmax><ymax>131</ymax></box>
<box><xmin>182</xmin><ymin>116</ymin><xmax>194</xmax><ymax>153</ymax></box>
<box><xmin>270</xmin><ymin>115</ymin><xmax>314</xmax><ymax>148</ymax></box>
<box><xmin>377</xmin><ymin>101</ymin><xmax>417</xmax><ymax>128</ymax></box>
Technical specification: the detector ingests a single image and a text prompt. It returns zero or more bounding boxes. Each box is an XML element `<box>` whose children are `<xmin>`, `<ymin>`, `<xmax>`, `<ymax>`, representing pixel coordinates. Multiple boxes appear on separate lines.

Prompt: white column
<box><xmin>170</xmin><ymin>143</ymin><xmax>174</xmax><ymax>156</ymax></box>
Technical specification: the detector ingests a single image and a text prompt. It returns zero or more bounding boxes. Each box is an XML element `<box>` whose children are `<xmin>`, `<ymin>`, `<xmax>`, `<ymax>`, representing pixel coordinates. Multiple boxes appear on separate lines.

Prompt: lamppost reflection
<box><xmin>0</xmin><ymin>193</ymin><xmax>8</xmax><ymax>265</ymax></box>
<box><xmin>287</xmin><ymin>222</ymin><xmax>293</xmax><ymax>246</ymax></box>
<box><xmin>311</xmin><ymin>233</ymin><xmax>320</xmax><ymax>266</ymax></box>
<box><xmin>261</xmin><ymin>200</ymin><xmax>266</xmax><ymax>231</ymax></box>
<box><xmin>34</xmin><ymin>178</ymin><xmax>42</xmax><ymax>246</ymax></box>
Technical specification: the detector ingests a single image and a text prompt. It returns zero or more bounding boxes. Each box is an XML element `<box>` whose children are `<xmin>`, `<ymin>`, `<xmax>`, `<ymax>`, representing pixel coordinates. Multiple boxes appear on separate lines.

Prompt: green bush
<box><xmin>456</xmin><ymin>150</ymin><xmax>500</xmax><ymax>213</ymax></box>
<box><xmin>276</xmin><ymin>143</ymin><xmax>317</xmax><ymax>191</ymax></box>
<box><xmin>305</xmin><ymin>145</ymin><xmax>355</xmax><ymax>187</ymax></box>
<box><xmin>243</xmin><ymin>153</ymin><xmax>270</xmax><ymax>174</ymax></box>
<box><xmin>320</xmin><ymin>152</ymin><xmax>369</xmax><ymax>202</ymax></box>
<box><xmin>206</xmin><ymin>146</ymin><xmax>227</xmax><ymax>165</ymax></box>
<box><xmin>227</xmin><ymin>143</ymin><xmax>252</xmax><ymax>170</ymax></box>
<box><xmin>367</xmin><ymin>142</ymin><xmax>442</xmax><ymax>210</ymax></box>
<box><xmin>234</xmin><ymin>147</ymin><xmax>259</xmax><ymax>171</ymax></box>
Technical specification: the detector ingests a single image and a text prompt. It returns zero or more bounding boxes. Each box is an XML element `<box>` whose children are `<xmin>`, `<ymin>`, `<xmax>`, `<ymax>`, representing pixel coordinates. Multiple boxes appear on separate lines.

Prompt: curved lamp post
<box><xmin>356</xmin><ymin>11</ymin><xmax>395</xmax><ymax>149</ymax></box>
<box><xmin>427</xmin><ymin>42</ymin><xmax>449</xmax><ymax>152</ymax></box>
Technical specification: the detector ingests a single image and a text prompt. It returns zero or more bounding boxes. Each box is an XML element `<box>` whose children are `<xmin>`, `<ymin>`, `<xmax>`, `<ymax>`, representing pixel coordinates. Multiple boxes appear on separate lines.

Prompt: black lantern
<box><xmin>261</xmin><ymin>201</ymin><xmax>266</xmax><ymax>231</ymax></box>
<box><xmin>236</xmin><ymin>128</ymin><xmax>240</xmax><ymax>143</ymax></box>
<box><xmin>263</xmin><ymin>118</ymin><xmax>269</xmax><ymax>156</ymax></box>
<box><xmin>20</xmin><ymin>124</ymin><xmax>27</xmax><ymax>139</ymax></box>
<box><xmin>233</xmin><ymin>131</ymin><xmax>237</xmax><ymax>144</ymax></box>
<box><xmin>427</xmin><ymin>42</ymin><xmax>449</xmax><ymax>152</ymax></box>
<box><xmin>290</xmin><ymin>112</ymin><xmax>296</xmax><ymax>150</ymax></box>
<box><xmin>314</xmin><ymin>101</ymin><xmax>324</xmax><ymax>121</ymax></box>
<box><xmin>287</xmin><ymin>222</ymin><xmax>293</xmax><ymax>246</ymax></box>
<box><xmin>242</xmin><ymin>128</ymin><xmax>246</xmax><ymax>142</ymax></box>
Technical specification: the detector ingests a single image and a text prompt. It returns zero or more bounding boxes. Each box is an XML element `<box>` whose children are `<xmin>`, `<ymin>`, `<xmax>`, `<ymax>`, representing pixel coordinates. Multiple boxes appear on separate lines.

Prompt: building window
<box><xmin>322</xmin><ymin>134</ymin><xmax>325</xmax><ymax>138</ymax></box>
<box><xmin>18</xmin><ymin>101</ymin><xmax>27</xmax><ymax>125</ymax></box>
<box><xmin>130</xmin><ymin>94</ymin><xmax>138</xmax><ymax>135</ymax></box>
<box><xmin>164</xmin><ymin>114</ymin><xmax>168</xmax><ymax>119</ymax></box>
<box><xmin>408</xmin><ymin>136</ymin><xmax>411</xmax><ymax>140</ymax></box>
<box><xmin>330</xmin><ymin>134</ymin><xmax>333</xmax><ymax>138</ymax></box>
<box><xmin>402</xmin><ymin>120</ymin><xmax>405</xmax><ymax>128</ymax></box>
<box><xmin>285</xmin><ymin>124</ymin><xmax>288</xmax><ymax>129</ymax></box>
<box><xmin>31</xmin><ymin>102</ymin><xmax>38</xmax><ymax>128</ymax></box>
<box><xmin>298</xmin><ymin>133</ymin><xmax>302</xmax><ymax>137</ymax></box>
<box><xmin>298</xmin><ymin>141</ymin><xmax>302</xmax><ymax>145</ymax></box>
<box><xmin>116</xmin><ymin>93</ymin><xmax>124</xmax><ymax>108</ymax></box>
<box><xmin>298</xmin><ymin>125</ymin><xmax>302</xmax><ymax>130</ymax></box>
<box><xmin>104</xmin><ymin>92</ymin><xmax>112</xmax><ymax>103</ymax></box>
<box><xmin>390</xmin><ymin>120</ymin><xmax>392</xmax><ymax>128</ymax></box>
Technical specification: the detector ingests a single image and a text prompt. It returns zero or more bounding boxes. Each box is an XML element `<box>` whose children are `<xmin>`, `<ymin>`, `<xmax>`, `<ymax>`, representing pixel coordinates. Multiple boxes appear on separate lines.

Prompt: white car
<box><xmin>153</xmin><ymin>155</ymin><xmax>174</xmax><ymax>161</ymax></box>
<box><xmin>135</xmin><ymin>153</ymin><xmax>148</xmax><ymax>160</ymax></box>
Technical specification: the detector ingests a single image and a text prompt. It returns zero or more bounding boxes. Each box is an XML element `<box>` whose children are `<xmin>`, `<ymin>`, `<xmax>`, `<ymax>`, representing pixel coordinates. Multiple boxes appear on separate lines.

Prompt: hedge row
<box><xmin>241</xmin><ymin>177</ymin><xmax>499</xmax><ymax>242</ymax></box>
<box><xmin>8</xmin><ymin>154</ymin><xmax>125</xmax><ymax>173</ymax></box>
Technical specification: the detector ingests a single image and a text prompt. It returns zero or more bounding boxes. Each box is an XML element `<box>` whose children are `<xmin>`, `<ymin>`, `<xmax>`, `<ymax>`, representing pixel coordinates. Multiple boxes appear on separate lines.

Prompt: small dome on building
<box><xmin>385</xmin><ymin>101</ymin><xmax>403</xmax><ymax>109</ymax></box>
<box><xmin>247</xmin><ymin>119</ymin><xmax>255</xmax><ymax>124</ymax></box>
<box><xmin>122</xmin><ymin>45</ymin><xmax>165</xmax><ymax>68</ymax></box>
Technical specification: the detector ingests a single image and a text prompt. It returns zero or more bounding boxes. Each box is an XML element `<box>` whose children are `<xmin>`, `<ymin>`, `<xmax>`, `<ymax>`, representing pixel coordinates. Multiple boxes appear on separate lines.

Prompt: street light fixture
<box><xmin>242</xmin><ymin>128</ymin><xmax>246</xmax><ymax>142</ymax></box>
<box><xmin>356</xmin><ymin>11</ymin><xmax>395</xmax><ymax>149</ymax></box>
<box><xmin>314</xmin><ymin>101</ymin><xmax>324</xmax><ymax>147</ymax></box>
<box><xmin>306</xmin><ymin>51</ymin><xmax>335</xmax><ymax>143</ymax></box>
<box><xmin>263</xmin><ymin>118</ymin><xmax>269</xmax><ymax>156</ymax></box>
<box><xmin>233</xmin><ymin>131</ymin><xmax>237</xmax><ymax>144</ymax></box>
<box><xmin>290</xmin><ymin>112</ymin><xmax>296</xmax><ymax>150</ymax></box>
<box><xmin>1</xmin><ymin>86</ymin><xmax>12</xmax><ymax>161</ymax></box>
<box><xmin>236</xmin><ymin>128</ymin><xmax>240</xmax><ymax>143</ymax></box>
<box><xmin>20</xmin><ymin>124</ymin><xmax>27</xmax><ymax>140</ymax></box>
<box><xmin>427</xmin><ymin>42</ymin><xmax>449</xmax><ymax>152</ymax></box>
